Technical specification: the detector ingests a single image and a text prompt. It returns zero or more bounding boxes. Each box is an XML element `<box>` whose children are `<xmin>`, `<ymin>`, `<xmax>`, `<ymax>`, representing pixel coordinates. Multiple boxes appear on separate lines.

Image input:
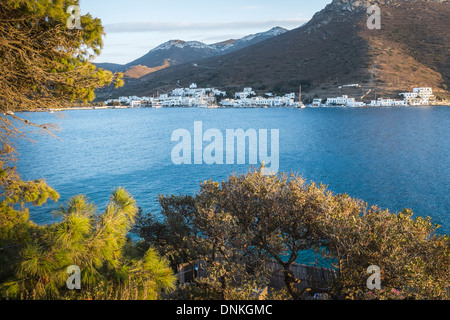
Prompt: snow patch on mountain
<box><xmin>152</xmin><ymin>40</ymin><xmax>216</xmax><ymax>52</ymax></box>
<box><xmin>152</xmin><ymin>27</ymin><xmax>288</xmax><ymax>54</ymax></box>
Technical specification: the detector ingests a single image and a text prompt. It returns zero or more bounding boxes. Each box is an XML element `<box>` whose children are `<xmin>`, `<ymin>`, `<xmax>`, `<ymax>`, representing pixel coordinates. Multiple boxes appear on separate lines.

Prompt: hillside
<box><xmin>123</xmin><ymin>60</ymin><xmax>171</xmax><ymax>79</ymax></box>
<box><xmin>96</xmin><ymin>0</ymin><xmax>450</xmax><ymax>101</ymax></box>
<box><xmin>95</xmin><ymin>27</ymin><xmax>287</xmax><ymax>75</ymax></box>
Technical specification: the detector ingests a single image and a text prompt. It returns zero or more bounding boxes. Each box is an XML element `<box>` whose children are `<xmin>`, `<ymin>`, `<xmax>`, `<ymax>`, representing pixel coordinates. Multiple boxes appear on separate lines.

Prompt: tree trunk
<box><xmin>282</xmin><ymin>267</ymin><xmax>302</xmax><ymax>300</ymax></box>
<box><xmin>221</xmin><ymin>276</ymin><xmax>227</xmax><ymax>300</ymax></box>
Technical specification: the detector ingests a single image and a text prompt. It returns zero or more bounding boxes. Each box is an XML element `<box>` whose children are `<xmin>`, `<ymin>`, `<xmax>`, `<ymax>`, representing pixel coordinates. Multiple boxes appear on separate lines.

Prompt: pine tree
<box><xmin>0</xmin><ymin>0</ymin><xmax>124</xmax><ymax>236</ymax></box>
<box><xmin>0</xmin><ymin>0</ymin><xmax>176</xmax><ymax>300</ymax></box>
<box><xmin>1</xmin><ymin>188</ymin><xmax>176</xmax><ymax>300</ymax></box>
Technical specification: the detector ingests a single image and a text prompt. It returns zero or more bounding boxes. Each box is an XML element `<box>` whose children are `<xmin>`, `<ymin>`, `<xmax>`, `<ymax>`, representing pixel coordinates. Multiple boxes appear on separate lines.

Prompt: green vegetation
<box><xmin>0</xmin><ymin>0</ymin><xmax>175</xmax><ymax>300</ymax></box>
<box><xmin>107</xmin><ymin>100</ymin><xmax>123</xmax><ymax>107</ymax></box>
<box><xmin>0</xmin><ymin>0</ymin><xmax>123</xmax><ymax>158</ymax></box>
<box><xmin>2</xmin><ymin>163</ymin><xmax>448</xmax><ymax>300</ymax></box>
<box><xmin>1</xmin><ymin>188</ymin><xmax>175</xmax><ymax>300</ymax></box>
<box><xmin>0</xmin><ymin>0</ymin><xmax>123</xmax><ymax>112</ymax></box>
<box><xmin>135</xmin><ymin>167</ymin><xmax>450</xmax><ymax>300</ymax></box>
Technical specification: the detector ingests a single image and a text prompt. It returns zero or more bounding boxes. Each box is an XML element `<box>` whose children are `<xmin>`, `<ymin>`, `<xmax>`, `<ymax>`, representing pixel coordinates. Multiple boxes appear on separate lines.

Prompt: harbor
<box><xmin>104</xmin><ymin>83</ymin><xmax>303</xmax><ymax>109</ymax></box>
<box><xmin>43</xmin><ymin>84</ymin><xmax>447</xmax><ymax>112</ymax></box>
<box><xmin>100</xmin><ymin>83</ymin><xmax>443</xmax><ymax>110</ymax></box>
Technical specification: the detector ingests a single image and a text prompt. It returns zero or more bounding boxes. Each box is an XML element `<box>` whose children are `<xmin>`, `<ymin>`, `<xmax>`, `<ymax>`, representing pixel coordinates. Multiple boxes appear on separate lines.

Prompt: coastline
<box><xmin>17</xmin><ymin>103</ymin><xmax>450</xmax><ymax>113</ymax></box>
<box><xmin>43</xmin><ymin>104</ymin><xmax>450</xmax><ymax>112</ymax></box>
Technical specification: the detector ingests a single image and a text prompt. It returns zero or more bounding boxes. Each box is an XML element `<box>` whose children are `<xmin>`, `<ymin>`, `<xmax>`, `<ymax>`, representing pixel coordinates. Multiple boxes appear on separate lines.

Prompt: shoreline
<box><xmin>15</xmin><ymin>104</ymin><xmax>450</xmax><ymax>113</ymax></box>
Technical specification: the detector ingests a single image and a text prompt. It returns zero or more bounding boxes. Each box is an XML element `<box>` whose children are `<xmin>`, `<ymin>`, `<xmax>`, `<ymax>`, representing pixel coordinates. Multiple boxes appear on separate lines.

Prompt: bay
<box><xmin>15</xmin><ymin>106</ymin><xmax>450</xmax><ymax>237</ymax></box>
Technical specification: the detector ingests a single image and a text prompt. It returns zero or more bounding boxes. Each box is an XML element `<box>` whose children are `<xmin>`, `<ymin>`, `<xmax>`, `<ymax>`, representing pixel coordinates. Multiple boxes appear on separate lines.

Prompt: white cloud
<box><xmin>104</xmin><ymin>19</ymin><xmax>308</xmax><ymax>34</ymax></box>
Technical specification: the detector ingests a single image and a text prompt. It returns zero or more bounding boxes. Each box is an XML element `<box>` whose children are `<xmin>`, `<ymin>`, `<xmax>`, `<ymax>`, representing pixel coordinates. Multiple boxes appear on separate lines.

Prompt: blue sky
<box><xmin>80</xmin><ymin>0</ymin><xmax>331</xmax><ymax>64</ymax></box>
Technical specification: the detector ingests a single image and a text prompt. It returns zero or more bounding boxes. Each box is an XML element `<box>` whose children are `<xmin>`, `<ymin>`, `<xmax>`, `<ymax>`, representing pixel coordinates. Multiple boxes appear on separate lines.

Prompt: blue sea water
<box><xmin>15</xmin><ymin>107</ymin><xmax>450</xmax><ymax>239</ymax></box>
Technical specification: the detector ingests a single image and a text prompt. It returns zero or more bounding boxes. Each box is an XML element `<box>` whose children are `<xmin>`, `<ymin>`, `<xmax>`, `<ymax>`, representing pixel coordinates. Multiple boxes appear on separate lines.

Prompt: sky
<box><xmin>80</xmin><ymin>0</ymin><xmax>332</xmax><ymax>65</ymax></box>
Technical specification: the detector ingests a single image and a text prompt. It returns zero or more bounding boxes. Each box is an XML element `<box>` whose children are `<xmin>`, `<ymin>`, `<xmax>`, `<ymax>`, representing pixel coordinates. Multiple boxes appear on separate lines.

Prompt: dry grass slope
<box><xmin>123</xmin><ymin>60</ymin><xmax>171</xmax><ymax>79</ymax></box>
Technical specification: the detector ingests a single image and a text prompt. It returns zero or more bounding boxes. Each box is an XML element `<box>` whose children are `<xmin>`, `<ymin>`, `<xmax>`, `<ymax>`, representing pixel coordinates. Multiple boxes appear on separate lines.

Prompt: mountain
<box><xmin>95</xmin><ymin>27</ymin><xmax>287</xmax><ymax>76</ymax></box>
<box><xmin>210</xmin><ymin>26</ymin><xmax>288</xmax><ymax>54</ymax></box>
<box><xmin>96</xmin><ymin>0</ymin><xmax>450</xmax><ymax>101</ymax></box>
<box><xmin>122</xmin><ymin>40</ymin><xmax>219</xmax><ymax>70</ymax></box>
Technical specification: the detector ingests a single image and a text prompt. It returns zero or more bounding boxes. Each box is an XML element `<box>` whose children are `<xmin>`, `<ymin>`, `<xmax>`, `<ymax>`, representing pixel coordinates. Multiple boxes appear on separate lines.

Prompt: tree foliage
<box><xmin>1</xmin><ymin>188</ymin><xmax>176</xmax><ymax>300</ymax></box>
<box><xmin>0</xmin><ymin>0</ymin><xmax>124</xmax><ymax>210</ymax></box>
<box><xmin>316</xmin><ymin>202</ymin><xmax>450</xmax><ymax>299</ymax></box>
<box><xmin>135</xmin><ymin>167</ymin><xmax>331</xmax><ymax>300</ymax></box>
<box><xmin>0</xmin><ymin>0</ymin><xmax>177</xmax><ymax>301</ymax></box>
<box><xmin>0</xmin><ymin>0</ymin><xmax>123</xmax><ymax>110</ymax></box>
<box><xmin>0</xmin><ymin>0</ymin><xmax>123</xmax><ymax>159</ymax></box>
<box><xmin>136</xmin><ymin>167</ymin><xmax>450</xmax><ymax>300</ymax></box>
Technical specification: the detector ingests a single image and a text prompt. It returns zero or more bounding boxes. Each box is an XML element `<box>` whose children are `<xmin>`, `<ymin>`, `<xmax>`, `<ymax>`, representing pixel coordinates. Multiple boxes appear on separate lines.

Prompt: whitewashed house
<box><xmin>400</xmin><ymin>87</ymin><xmax>434</xmax><ymax>106</ymax></box>
<box><xmin>326</xmin><ymin>95</ymin><xmax>355</xmax><ymax>107</ymax></box>
<box><xmin>312</xmin><ymin>99</ymin><xmax>322</xmax><ymax>107</ymax></box>
<box><xmin>370</xmin><ymin>98</ymin><xmax>407</xmax><ymax>107</ymax></box>
<box><xmin>235</xmin><ymin>88</ymin><xmax>256</xmax><ymax>99</ymax></box>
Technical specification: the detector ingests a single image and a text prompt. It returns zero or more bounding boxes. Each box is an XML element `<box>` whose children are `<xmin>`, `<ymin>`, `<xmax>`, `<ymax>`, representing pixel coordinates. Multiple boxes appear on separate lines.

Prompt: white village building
<box><xmin>311</xmin><ymin>99</ymin><xmax>322</xmax><ymax>107</ymax></box>
<box><xmin>222</xmin><ymin>89</ymin><xmax>297</xmax><ymax>108</ymax></box>
<box><xmin>235</xmin><ymin>88</ymin><xmax>256</xmax><ymax>100</ymax></box>
<box><xmin>371</xmin><ymin>87</ymin><xmax>434</xmax><ymax>107</ymax></box>
<box><xmin>326</xmin><ymin>95</ymin><xmax>365</xmax><ymax>107</ymax></box>
<box><xmin>400</xmin><ymin>87</ymin><xmax>434</xmax><ymax>106</ymax></box>
<box><xmin>369</xmin><ymin>98</ymin><xmax>407</xmax><ymax>107</ymax></box>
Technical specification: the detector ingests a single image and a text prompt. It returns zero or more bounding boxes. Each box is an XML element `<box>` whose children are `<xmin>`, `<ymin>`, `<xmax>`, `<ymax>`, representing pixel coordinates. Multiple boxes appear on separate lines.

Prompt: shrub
<box><xmin>136</xmin><ymin>167</ymin><xmax>450</xmax><ymax>300</ymax></box>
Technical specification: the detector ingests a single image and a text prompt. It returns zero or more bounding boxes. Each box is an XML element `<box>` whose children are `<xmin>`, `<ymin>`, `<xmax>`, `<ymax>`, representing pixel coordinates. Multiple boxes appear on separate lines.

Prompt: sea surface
<box><xmin>15</xmin><ymin>107</ymin><xmax>450</xmax><ymax>240</ymax></box>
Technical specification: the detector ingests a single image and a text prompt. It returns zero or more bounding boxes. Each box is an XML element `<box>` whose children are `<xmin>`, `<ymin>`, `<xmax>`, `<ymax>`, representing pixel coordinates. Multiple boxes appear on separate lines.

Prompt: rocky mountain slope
<box><xmin>95</xmin><ymin>27</ymin><xmax>287</xmax><ymax>76</ymax></box>
<box><xmin>97</xmin><ymin>0</ymin><xmax>450</xmax><ymax>101</ymax></box>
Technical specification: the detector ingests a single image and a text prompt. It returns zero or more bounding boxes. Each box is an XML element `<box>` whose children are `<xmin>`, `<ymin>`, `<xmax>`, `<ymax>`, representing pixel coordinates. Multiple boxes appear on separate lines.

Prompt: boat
<box><xmin>297</xmin><ymin>85</ymin><xmax>306</xmax><ymax>108</ymax></box>
<box><xmin>295</xmin><ymin>101</ymin><xmax>306</xmax><ymax>108</ymax></box>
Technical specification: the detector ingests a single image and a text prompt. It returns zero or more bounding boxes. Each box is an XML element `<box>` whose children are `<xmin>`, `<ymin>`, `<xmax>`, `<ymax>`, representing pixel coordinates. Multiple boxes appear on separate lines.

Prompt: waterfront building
<box><xmin>235</xmin><ymin>88</ymin><xmax>256</xmax><ymax>100</ymax></box>
<box><xmin>400</xmin><ymin>87</ymin><xmax>434</xmax><ymax>106</ymax></box>
<box><xmin>326</xmin><ymin>95</ymin><xmax>364</xmax><ymax>107</ymax></box>
<box><xmin>103</xmin><ymin>84</ymin><xmax>436</xmax><ymax>109</ymax></box>
<box><xmin>369</xmin><ymin>98</ymin><xmax>407</xmax><ymax>107</ymax></box>
<box><xmin>220</xmin><ymin>91</ymin><xmax>297</xmax><ymax>108</ymax></box>
<box><xmin>312</xmin><ymin>99</ymin><xmax>322</xmax><ymax>107</ymax></box>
